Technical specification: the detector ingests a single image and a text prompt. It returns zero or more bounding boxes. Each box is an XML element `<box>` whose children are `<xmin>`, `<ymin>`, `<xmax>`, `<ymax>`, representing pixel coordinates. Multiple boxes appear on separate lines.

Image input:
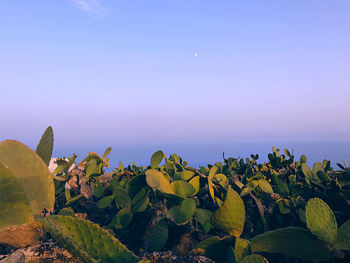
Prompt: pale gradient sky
<box><xmin>1</xmin><ymin>0</ymin><xmax>350</xmax><ymax>147</ymax></box>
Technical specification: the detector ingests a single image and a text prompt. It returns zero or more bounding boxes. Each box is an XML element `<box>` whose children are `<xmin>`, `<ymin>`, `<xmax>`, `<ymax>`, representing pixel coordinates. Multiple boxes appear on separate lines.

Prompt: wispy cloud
<box><xmin>71</xmin><ymin>0</ymin><xmax>109</xmax><ymax>17</ymax></box>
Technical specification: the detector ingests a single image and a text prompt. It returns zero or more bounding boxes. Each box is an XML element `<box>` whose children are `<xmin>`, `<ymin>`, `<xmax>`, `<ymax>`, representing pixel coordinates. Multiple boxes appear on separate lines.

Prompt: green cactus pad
<box><xmin>180</xmin><ymin>170</ymin><xmax>195</xmax><ymax>180</ymax></box>
<box><xmin>257</xmin><ymin>179</ymin><xmax>273</xmax><ymax>194</ymax></box>
<box><xmin>212</xmin><ymin>186</ymin><xmax>245</xmax><ymax>236</ymax></box>
<box><xmin>171</xmin><ymin>180</ymin><xmax>196</xmax><ymax>198</ymax></box>
<box><xmin>250</xmin><ymin>227</ymin><xmax>335</xmax><ymax>261</ymax></box>
<box><xmin>312</xmin><ymin>162</ymin><xmax>324</xmax><ymax>175</ymax></box>
<box><xmin>102</xmin><ymin>147</ymin><xmax>112</xmax><ymax>159</ymax></box>
<box><xmin>0</xmin><ymin>140</ymin><xmax>54</xmax><ymax>216</ymax></box>
<box><xmin>145</xmin><ymin>169</ymin><xmax>175</xmax><ymax>194</ymax></box>
<box><xmin>85</xmin><ymin>159</ymin><xmax>97</xmax><ymax>178</ymax></box>
<box><xmin>97</xmin><ymin>195</ymin><xmax>114</xmax><ymax>209</ymax></box>
<box><xmin>208</xmin><ymin>166</ymin><xmax>218</xmax><ymax>201</ymax></box>
<box><xmin>110</xmin><ymin>207</ymin><xmax>133</xmax><ymax>229</ymax></box>
<box><xmin>194</xmin><ymin>208</ymin><xmax>212</xmax><ymax>226</ymax></box>
<box><xmin>213</xmin><ymin>173</ymin><xmax>229</xmax><ymax>188</ymax></box>
<box><xmin>305</xmin><ymin>198</ymin><xmax>337</xmax><ymax>244</ymax></box>
<box><xmin>35</xmin><ymin>126</ymin><xmax>54</xmax><ymax>166</ymax></box>
<box><xmin>334</xmin><ymin>220</ymin><xmax>350</xmax><ymax>250</ymax></box>
<box><xmin>196</xmin><ymin>235</ymin><xmax>235</xmax><ymax>262</ymax></box>
<box><xmin>58</xmin><ymin>207</ymin><xmax>75</xmax><ymax>216</ymax></box>
<box><xmin>0</xmin><ymin>161</ymin><xmax>33</xmax><ymax>229</ymax></box>
<box><xmin>114</xmin><ymin>187</ymin><xmax>131</xmax><ymax>208</ymax></box>
<box><xmin>127</xmin><ymin>174</ymin><xmax>146</xmax><ymax>198</ymax></box>
<box><xmin>40</xmin><ymin>215</ymin><xmax>139</xmax><ymax>263</ymax></box>
<box><xmin>188</xmin><ymin>175</ymin><xmax>200</xmax><ymax>194</ymax></box>
<box><xmin>167</xmin><ymin>198</ymin><xmax>196</xmax><ymax>225</ymax></box>
<box><xmin>300</xmin><ymin>154</ymin><xmax>307</xmax><ymax>163</ymax></box>
<box><xmin>239</xmin><ymin>254</ymin><xmax>269</xmax><ymax>263</ymax></box>
<box><xmin>150</xmin><ymin>151</ymin><xmax>164</xmax><ymax>169</ymax></box>
<box><xmin>131</xmin><ymin>187</ymin><xmax>149</xmax><ymax>212</ymax></box>
<box><xmin>301</xmin><ymin>163</ymin><xmax>313</xmax><ymax>183</ymax></box>
<box><xmin>235</xmin><ymin>238</ymin><xmax>252</xmax><ymax>262</ymax></box>
<box><xmin>147</xmin><ymin>218</ymin><xmax>168</xmax><ymax>252</ymax></box>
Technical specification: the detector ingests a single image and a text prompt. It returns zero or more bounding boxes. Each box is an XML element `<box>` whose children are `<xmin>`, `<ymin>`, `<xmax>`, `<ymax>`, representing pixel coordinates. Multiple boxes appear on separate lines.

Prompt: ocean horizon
<box><xmin>52</xmin><ymin>141</ymin><xmax>350</xmax><ymax>171</ymax></box>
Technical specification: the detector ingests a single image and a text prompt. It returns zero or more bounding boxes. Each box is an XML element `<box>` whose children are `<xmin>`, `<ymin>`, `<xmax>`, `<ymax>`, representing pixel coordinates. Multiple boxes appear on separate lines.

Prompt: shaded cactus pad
<box><xmin>250</xmin><ymin>227</ymin><xmax>335</xmax><ymax>261</ymax></box>
<box><xmin>0</xmin><ymin>161</ymin><xmax>33</xmax><ymax>229</ymax></box>
<box><xmin>239</xmin><ymin>254</ymin><xmax>269</xmax><ymax>263</ymax></box>
<box><xmin>305</xmin><ymin>198</ymin><xmax>337</xmax><ymax>244</ymax></box>
<box><xmin>335</xmin><ymin>220</ymin><xmax>350</xmax><ymax>250</ymax></box>
<box><xmin>211</xmin><ymin>186</ymin><xmax>245</xmax><ymax>236</ymax></box>
<box><xmin>0</xmin><ymin>140</ymin><xmax>55</xmax><ymax>216</ymax></box>
<box><xmin>40</xmin><ymin>215</ymin><xmax>140</xmax><ymax>263</ymax></box>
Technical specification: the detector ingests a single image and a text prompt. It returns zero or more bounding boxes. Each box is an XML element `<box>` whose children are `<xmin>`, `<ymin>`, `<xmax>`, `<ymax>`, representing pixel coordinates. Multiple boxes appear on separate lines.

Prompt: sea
<box><xmin>52</xmin><ymin>141</ymin><xmax>350</xmax><ymax>171</ymax></box>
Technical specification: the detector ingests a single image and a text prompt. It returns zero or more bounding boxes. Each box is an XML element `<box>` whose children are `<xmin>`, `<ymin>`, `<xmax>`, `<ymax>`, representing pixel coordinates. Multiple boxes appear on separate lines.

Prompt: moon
<box><xmin>194</xmin><ymin>52</ymin><xmax>199</xmax><ymax>57</ymax></box>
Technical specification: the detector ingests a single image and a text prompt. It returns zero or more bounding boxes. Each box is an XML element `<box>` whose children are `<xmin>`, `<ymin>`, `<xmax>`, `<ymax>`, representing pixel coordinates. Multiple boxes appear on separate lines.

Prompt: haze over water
<box><xmin>52</xmin><ymin>141</ymin><xmax>350</xmax><ymax>171</ymax></box>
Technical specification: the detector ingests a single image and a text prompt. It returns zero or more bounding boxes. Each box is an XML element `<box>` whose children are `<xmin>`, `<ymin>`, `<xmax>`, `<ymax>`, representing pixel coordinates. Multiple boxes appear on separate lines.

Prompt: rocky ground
<box><xmin>1</xmin><ymin>242</ymin><xmax>214</xmax><ymax>263</ymax></box>
<box><xmin>0</xmin><ymin>240</ymin><xmax>81</xmax><ymax>263</ymax></box>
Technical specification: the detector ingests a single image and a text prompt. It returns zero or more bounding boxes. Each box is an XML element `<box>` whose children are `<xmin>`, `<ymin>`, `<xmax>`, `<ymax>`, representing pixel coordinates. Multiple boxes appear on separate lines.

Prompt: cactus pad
<box><xmin>250</xmin><ymin>227</ymin><xmax>335</xmax><ymax>261</ymax></box>
<box><xmin>147</xmin><ymin>218</ymin><xmax>168</xmax><ymax>252</ymax></box>
<box><xmin>301</xmin><ymin>163</ymin><xmax>313</xmax><ymax>183</ymax></box>
<box><xmin>258</xmin><ymin>179</ymin><xmax>273</xmax><ymax>194</ymax></box>
<box><xmin>235</xmin><ymin>238</ymin><xmax>252</xmax><ymax>262</ymax></box>
<box><xmin>0</xmin><ymin>140</ymin><xmax>54</xmax><ymax>216</ymax></box>
<box><xmin>35</xmin><ymin>126</ymin><xmax>54</xmax><ymax>166</ymax></box>
<box><xmin>212</xmin><ymin>186</ymin><xmax>245</xmax><ymax>236</ymax></box>
<box><xmin>40</xmin><ymin>215</ymin><xmax>140</xmax><ymax>263</ymax></box>
<box><xmin>0</xmin><ymin>161</ymin><xmax>33</xmax><ymax>229</ymax></box>
<box><xmin>334</xmin><ymin>220</ymin><xmax>350</xmax><ymax>250</ymax></box>
<box><xmin>305</xmin><ymin>198</ymin><xmax>337</xmax><ymax>244</ymax></box>
<box><xmin>171</xmin><ymin>180</ymin><xmax>196</xmax><ymax>198</ymax></box>
<box><xmin>196</xmin><ymin>235</ymin><xmax>235</xmax><ymax>262</ymax></box>
<box><xmin>150</xmin><ymin>151</ymin><xmax>164</xmax><ymax>169</ymax></box>
<box><xmin>145</xmin><ymin>169</ymin><xmax>174</xmax><ymax>194</ymax></box>
<box><xmin>167</xmin><ymin>198</ymin><xmax>196</xmax><ymax>225</ymax></box>
<box><xmin>239</xmin><ymin>254</ymin><xmax>269</xmax><ymax>263</ymax></box>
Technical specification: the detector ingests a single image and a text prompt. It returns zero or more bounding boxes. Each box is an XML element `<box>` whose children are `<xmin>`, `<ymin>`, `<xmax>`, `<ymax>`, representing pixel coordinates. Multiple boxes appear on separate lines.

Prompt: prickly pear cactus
<box><xmin>301</xmin><ymin>163</ymin><xmax>313</xmax><ymax>183</ymax></box>
<box><xmin>235</xmin><ymin>238</ymin><xmax>252</xmax><ymax>262</ymax></box>
<box><xmin>150</xmin><ymin>150</ymin><xmax>164</xmax><ymax>169</ymax></box>
<box><xmin>0</xmin><ymin>161</ymin><xmax>33</xmax><ymax>229</ymax></box>
<box><xmin>305</xmin><ymin>198</ymin><xmax>337</xmax><ymax>244</ymax></box>
<box><xmin>167</xmin><ymin>198</ymin><xmax>196</xmax><ymax>225</ymax></box>
<box><xmin>145</xmin><ymin>169</ymin><xmax>174</xmax><ymax>194</ymax></box>
<box><xmin>40</xmin><ymin>215</ymin><xmax>140</xmax><ymax>263</ymax></box>
<box><xmin>0</xmin><ymin>140</ymin><xmax>54</xmax><ymax>216</ymax></box>
<box><xmin>250</xmin><ymin>227</ymin><xmax>335</xmax><ymax>261</ymax></box>
<box><xmin>171</xmin><ymin>180</ymin><xmax>196</xmax><ymax>198</ymax></box>
<box><xmin>211</xmin><ymin>186</ymin><xmax>245</xmax><ymax>236</ymax></box>
<box><xmin>239</xmin><ymin>254</ymin><xmax>269</xmax><ymax>263</ymax></box>
<box><xmin>35</xmin><ymin>126</ymin><xmax>54</xmax><ymax>166</ymax></box>
<box><xmin>208</xmin><ymin>166</ymin><xmax>218</xmax><ymax>201</ymax></box>
<box><xmin>147</xmin><ymin>218</ymin><xmax>168</xmax><ymax>252</ymax></box>
<box><xmin>334</xmin><ymin>220</ymin><xmax>350</xmax><ymax>250</ymax></box>
<box><xmin>196</xmin><ymin>235</ymin><xmax>235</xmax><ymax>262</ymax></box>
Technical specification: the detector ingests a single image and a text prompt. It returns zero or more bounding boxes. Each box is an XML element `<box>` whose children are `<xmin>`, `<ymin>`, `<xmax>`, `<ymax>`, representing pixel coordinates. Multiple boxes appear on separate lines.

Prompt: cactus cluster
<box><xmin>1</xmin><ymin>128</ymin><xmax>350</xmax><ymax>263</ymax></box>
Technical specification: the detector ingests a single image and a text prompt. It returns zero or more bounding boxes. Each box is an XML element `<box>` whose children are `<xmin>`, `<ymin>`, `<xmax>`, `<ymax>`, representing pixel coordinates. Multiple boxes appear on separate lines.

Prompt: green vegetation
<box><xmin>0</xmin><ymin>127</ymin><xmax>349</xmax><ymax>262</ymax></box>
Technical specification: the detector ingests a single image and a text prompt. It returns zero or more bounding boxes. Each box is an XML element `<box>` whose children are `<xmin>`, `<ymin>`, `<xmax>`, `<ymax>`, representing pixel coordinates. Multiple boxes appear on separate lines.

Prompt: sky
<box><xmin>1</xmin><ymin>0</ymin><xmax>350</xmax><ymax>148</ymax></box>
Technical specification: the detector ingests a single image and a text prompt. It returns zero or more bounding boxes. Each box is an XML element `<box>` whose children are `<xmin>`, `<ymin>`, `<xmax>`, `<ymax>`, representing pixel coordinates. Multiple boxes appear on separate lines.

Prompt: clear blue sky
<box><xmin>1</xmin><ymin>0</ymin><xmax>349</xmax><ymax>147</ymax></box>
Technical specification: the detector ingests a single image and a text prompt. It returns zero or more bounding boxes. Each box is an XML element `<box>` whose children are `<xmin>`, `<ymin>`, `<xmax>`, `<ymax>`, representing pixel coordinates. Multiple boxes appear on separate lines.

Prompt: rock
<box><xmin>142</xmin><ymin>251</ymin><xmax>215</xmax><ymax>263</ymax></box>
<box><xmin>0</xmin><ymin>251</ymin><xmax>24</xmax><ymax>263</ymax></box>
<box><xmin>0</xmin><ymin>240</ymin><xmax>81</xmax><ymax>263</ymax></box>
<box><xmin>67</xmin><ymin>162</ymin><xmax>93</xmax><ymax>199</ymax></box>
<box><xmin>0</xmin><ymin>222</ymin><xmax>45</xmax><ymax>248</ymax></box>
